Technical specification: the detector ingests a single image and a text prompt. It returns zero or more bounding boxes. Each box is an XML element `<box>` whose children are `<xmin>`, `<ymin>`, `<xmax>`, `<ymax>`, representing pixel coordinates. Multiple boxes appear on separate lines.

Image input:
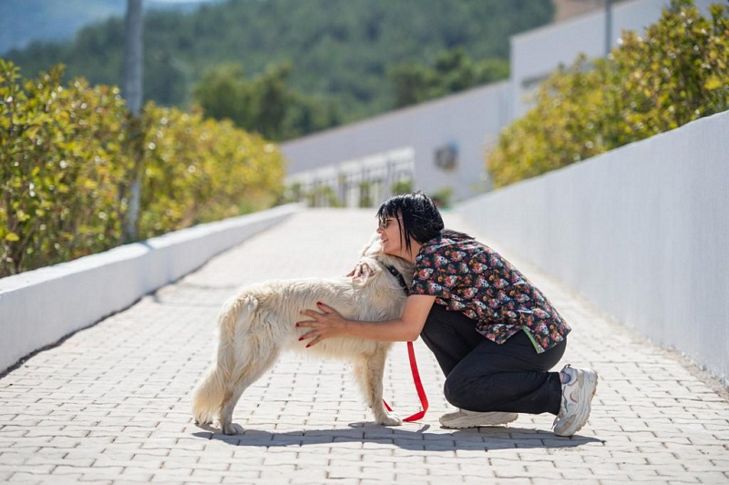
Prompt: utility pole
<box><xmin>122</xmin><ymin>0</ymin><xmax>143</xmax><ymax>242</ymax></box>
<box><xmin>605</xmin><ymin>0</ymin><xmax>613</xmax><ymax>56</ymax></box>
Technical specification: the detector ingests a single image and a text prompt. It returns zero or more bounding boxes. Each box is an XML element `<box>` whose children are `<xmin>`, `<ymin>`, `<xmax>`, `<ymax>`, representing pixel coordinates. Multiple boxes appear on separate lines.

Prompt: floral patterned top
<box><xmin>410</xmin><ymin>234</ymin><xmax>570</xmax><ymax>353</ymax></box>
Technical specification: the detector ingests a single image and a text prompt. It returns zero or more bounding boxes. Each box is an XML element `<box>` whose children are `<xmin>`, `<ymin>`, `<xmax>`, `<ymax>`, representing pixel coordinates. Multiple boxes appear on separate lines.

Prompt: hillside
<box><xmin>5</xmin><ymin>0</ymin><xmax>554</xmax><ymax>131</ymax></box>
<box><xmin>0</xmin><ymin>0</ymin><xmax>222</xmax><ymax>54</ymax></box>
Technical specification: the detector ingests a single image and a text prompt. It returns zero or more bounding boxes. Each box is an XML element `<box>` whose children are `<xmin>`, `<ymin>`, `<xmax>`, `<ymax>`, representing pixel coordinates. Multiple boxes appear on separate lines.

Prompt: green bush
<box><xmin>138</xmin><ymin>104</ymin><xmax>285</xmax><ymax>238</ymax></box>
<box><xmin>1</xmin><ymin>60</ymin><xmax>285</xmax><ymax>277</ymax></box>
<box><xmin>391</xmin><ymin>179</ymin><xmax>413</xmax><ymax>195</ymax></box>
<box><xmin>487</xmin><ymin>0</ymin><xmax>729</xmax><ymax>188</ymax></box>
<box><xmin>0</xmin><ymin>60</ymin><xmax>133</xmax><ymax>275</ymax></box>
<box><xmin>358</xmin><ymin>181</ymin><xmax>373</xmax><ymax>208</ymax></box>
<box><xmin>431</xmin><ymin>187</ymin><xmax>454</xmax><ymax>209</ymax></box>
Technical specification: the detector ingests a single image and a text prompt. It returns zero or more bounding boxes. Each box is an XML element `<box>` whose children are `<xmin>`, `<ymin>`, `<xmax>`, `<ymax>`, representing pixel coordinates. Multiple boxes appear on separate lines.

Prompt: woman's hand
<box><xmin>296</xmin><ymin>302</ymin><xmax>348</xmax><ymax>348</ymax></box>
<box><xmin>347</xmin><ymin>261</ymin><xmax>373</xmax><ymax>280</ymax></box>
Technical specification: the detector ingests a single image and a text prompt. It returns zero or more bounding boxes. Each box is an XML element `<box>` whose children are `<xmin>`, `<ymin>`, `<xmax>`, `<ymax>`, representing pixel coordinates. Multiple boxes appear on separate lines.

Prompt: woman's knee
<box><xmin>442</xmin><ymin>378</ymin><xmax>464</xmax><ymax>408</ymax></box>
<box><xmin>443</xmin><ymin>373</ymin><xmax>492</xmax><ymax>410</ymax></box>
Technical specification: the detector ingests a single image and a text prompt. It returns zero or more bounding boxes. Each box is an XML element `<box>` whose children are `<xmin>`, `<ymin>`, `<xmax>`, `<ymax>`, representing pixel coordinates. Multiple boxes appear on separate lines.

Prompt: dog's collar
<box><xmin>384</xmin><ymin>264</ymin><xmax>410</xmax><ymax>296</ymax></box>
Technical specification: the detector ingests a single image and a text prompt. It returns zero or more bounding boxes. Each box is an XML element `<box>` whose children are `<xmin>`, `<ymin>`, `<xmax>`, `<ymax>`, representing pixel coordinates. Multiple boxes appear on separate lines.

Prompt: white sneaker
<box><xmin>439</xmin><ymin>409</ymin><xmax>518</xmax><ymax>429</ymax></box>
<box><xmin>553</xmin><ymin>364</ymin><xmax>598</xmax><ymax>437</ymax></box>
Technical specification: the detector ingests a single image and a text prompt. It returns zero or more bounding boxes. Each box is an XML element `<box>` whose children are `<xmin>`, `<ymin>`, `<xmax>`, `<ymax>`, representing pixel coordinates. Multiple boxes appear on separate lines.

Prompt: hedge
<box><xmin>487</xmin><ymin>0</ymin><xmax>729</xmax><ymax>188</ymax></box>
<box><xmin>138</xmin><ymin>104</ymin><xmax>284</xmax><ymax>238</ymax></box>
<box><xmin>0</xmin><ymin>60</ymin><xmax>284</xmax><ymax>277</ymax></box>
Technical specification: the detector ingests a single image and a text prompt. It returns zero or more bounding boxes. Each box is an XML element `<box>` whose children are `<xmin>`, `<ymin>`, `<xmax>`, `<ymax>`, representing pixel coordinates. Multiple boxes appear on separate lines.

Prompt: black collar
<box><xmin>384</xmin><ymin>264</ymin><xmax>410</xmax><ymax>296</ymax></box>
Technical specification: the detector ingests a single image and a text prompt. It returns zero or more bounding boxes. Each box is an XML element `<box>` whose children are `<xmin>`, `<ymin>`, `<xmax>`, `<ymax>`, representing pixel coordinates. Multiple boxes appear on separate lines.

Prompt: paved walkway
<box><xmin>1</xmin><ymin>209</ymin><xmax>728</xmax><ymax>484</ymax></box>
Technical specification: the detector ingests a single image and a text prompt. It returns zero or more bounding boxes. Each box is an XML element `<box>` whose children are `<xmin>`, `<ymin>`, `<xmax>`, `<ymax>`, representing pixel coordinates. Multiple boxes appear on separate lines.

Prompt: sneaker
<box><xmin>439</xmin><ymin>409</ymin><xmax>518</xmax><ymax>429</ymax></box>
<box><xmin>553</xmin><ymin>364</ymin><xmax>598</xmax><ymax>437</ymax></box>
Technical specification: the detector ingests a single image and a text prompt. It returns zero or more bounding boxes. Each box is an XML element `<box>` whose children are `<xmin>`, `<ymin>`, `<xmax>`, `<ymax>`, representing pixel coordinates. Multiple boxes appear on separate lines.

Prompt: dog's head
<box><xmin>358</xmin><ymin>232</ymin><xmax>414</xmax><ymax>290</ymax></box>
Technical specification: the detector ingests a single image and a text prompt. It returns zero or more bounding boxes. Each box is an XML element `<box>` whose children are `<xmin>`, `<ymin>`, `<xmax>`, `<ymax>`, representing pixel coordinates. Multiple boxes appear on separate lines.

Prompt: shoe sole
<box><xmin>554</xmin><ymin>371</ymin><xmax>598</xmax><ymax>437</ymax></box>
<box><xmin>440</xmin><ymin>413</ymin><xmax>518</xmax><ymax>429</ymax></box>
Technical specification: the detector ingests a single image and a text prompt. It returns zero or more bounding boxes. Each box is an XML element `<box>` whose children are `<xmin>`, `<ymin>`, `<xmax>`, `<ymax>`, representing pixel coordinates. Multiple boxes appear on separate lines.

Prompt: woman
<box><xmin>297</xmin><ymin>192</ymin><xmax>597</xmax><ymax>436</ymax></box>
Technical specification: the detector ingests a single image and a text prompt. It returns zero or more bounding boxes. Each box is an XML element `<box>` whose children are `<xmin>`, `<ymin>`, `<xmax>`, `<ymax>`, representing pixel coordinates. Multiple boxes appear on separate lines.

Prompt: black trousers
<box><xmin>420</xmin><ymin>304</ymin><xmax>565</xmax><ymax>415</ymax></box>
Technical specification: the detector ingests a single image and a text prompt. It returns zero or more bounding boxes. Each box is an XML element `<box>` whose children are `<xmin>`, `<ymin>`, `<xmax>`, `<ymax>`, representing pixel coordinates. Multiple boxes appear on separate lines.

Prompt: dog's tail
<box><xmin>191</xmin><ymin>362</ymin><xmax>228</xmax><ymax>426</ymax></box>
<box><xmin>192</xmin><ymin>295</ymin><xmax>258</xmax><ymax>425</ymax></box>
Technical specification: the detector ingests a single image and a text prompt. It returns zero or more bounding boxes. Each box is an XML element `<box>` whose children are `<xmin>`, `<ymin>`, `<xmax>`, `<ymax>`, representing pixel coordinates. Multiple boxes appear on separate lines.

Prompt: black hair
<box><xmin>376</xmin><ymin>191</ymin><xmax>473</xmax><ymax>254</ymax></box>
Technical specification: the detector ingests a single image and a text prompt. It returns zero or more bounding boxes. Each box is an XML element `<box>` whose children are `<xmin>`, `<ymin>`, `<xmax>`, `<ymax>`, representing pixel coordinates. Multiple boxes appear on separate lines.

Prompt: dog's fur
<box><xmin>192</xmin><ymin>236</ymin><xmax>414</xmax><ymax>435</ymax></box>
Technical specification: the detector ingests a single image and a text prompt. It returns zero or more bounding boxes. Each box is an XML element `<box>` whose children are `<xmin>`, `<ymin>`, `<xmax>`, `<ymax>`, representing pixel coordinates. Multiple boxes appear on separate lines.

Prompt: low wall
<box><xmin>0</xmin><ymin>204</ymin><xmax>302</xmax><ymax>373</ymax></box>
<box><xmin>457</xmin><ymin>110</ymin><xmax>729</xmax><ymax>385</ymax></box>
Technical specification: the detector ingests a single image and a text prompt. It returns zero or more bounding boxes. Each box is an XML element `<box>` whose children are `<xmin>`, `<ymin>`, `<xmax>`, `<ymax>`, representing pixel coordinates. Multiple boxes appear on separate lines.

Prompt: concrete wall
<box><xmin>510</xmin><ymin>0</ymin><xmax>714</xmax><ymax>119</ymax></box>
<box><xmin>0</xmin><ymin>204</ymin><xmax>301</xmax><ymax>373</ymax></box>
<box><xmin>456</xmin><ymin>110</ymin><xmax>729</xmax><ymax>385</ymax></box>
<box><xmin>281</xmin><ymin>82</ymin><xmax>510</xmax><ymax>203</ymax></box>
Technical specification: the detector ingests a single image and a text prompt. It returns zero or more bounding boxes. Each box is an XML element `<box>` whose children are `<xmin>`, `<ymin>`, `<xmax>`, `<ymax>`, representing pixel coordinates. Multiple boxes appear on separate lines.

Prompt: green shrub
<box><xmin>0</xmin><ymin>60</ymin><xmax>133</xmax><ymax>275</ymax></box>
<box><xmin>431</xmin><ymin>187</ymin><xmax>454</xmax><ymax>209</ymax></box>
<box><xmin>1</xmin><ymin>60</ymin><xmax>285</xmax><ymax>277</ymax></box>
<box><xmin>391</xmin><ymin>179</ymin><xmax>413</xmax><ymax>195</ymax></box>
<box><xmin>138</xmin><ymin>104</ymin><xmax>285</xmax><ymax>238</ymax></box>
<box><xmin>487</xmin><ymin>0</ymin><xmax>729</xmax><ymax>188</ymax></box>
<box><xmin>358</xmin><ymin>181</ymin><xmax>373</xmax><ymax>208</ymax></box>
<box><xmin>301</xmin><ymin>185</ymin><xmax>342</xmax><ymax>208</ymax></box>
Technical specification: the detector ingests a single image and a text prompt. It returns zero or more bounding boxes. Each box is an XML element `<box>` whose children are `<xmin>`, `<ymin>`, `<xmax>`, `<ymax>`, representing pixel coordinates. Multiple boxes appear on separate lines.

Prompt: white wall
<box><xmin>0</xmin><ymin>204</ymin><xmax>301</xmax><ymax>373</ymax></box>
<box><xmin>510</xmin><ymin>0</ymin><xmax>714</xmax><ymax>119</ymax></box>
<box><xmin>281</xmin><ymin>82</ymin><xmax>510</xmax><ymax>203</ymax></box>
<box><xmin>457</xmin><ymin>110</ymin><xmax>729</xmax><ymax>384</ymax></box>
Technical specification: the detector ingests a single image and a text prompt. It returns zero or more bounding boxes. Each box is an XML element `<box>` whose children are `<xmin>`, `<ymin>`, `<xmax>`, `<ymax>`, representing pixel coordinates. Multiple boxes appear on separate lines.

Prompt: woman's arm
<box><xmin>296</xmin><ymin>294</ymin><xmax>436</xmax><ymax>347</ymax></box>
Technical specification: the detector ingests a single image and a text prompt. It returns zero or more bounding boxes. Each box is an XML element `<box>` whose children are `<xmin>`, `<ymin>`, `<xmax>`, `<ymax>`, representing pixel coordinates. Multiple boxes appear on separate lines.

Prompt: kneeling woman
<box><xmin>297</xmin><ymin>192</ymin><xmax>597</xmax><ymax>436</ymax></box>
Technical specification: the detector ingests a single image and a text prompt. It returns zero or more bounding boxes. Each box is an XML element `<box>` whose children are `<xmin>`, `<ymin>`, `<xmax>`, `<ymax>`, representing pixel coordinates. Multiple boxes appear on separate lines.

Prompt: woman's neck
<box><xmin>402</xmin><ymin>240</ymin><xmax>422</xmax><ymax>264</ymax></box>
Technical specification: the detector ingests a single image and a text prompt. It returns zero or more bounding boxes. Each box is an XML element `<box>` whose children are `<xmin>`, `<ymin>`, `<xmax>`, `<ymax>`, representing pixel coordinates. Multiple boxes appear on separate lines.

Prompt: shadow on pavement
<box><xmin>192</xmin><ymin>423</ymin><xmax>604</xmax><ymax>451</ymax></box>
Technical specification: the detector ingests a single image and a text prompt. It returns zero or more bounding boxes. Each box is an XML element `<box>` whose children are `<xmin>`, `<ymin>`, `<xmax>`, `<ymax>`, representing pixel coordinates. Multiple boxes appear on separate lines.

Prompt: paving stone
<box><xmin>0</xmin><ymin>209</ymin><xmax>727</xmax><ymax>484</ymax></box>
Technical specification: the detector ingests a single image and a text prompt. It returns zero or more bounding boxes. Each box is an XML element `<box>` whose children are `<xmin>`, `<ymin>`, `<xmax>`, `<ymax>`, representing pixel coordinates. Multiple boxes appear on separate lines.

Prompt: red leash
<box><xmin>380</xmin><ymin>264</ymin><xmax>428</xmax><ymax>422</ymax></box>
<box><xmin>383</xmin><ymin>340</ymin><xmax>429</xmax><ymax>422</ymax></box>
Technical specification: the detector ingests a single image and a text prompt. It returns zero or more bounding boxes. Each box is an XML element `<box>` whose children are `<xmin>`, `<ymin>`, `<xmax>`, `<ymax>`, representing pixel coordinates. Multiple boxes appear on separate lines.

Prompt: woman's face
<box><xmin>377</xmin><ymin>216</ymin><xmax>405</xmax><ymax>257</ymax></box>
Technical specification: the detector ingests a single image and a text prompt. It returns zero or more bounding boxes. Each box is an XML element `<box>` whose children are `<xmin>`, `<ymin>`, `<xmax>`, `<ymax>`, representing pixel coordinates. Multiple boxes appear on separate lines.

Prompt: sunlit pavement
<box><xmin>1</xmin><ymin>208</ymin><xmax>727</xmax><ymax>484</ymax></box>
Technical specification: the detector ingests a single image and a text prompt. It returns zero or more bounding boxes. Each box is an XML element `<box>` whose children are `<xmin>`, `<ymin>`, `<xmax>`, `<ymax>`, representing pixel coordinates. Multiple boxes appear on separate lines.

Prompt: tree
<box><xmin>5</xmin><ymin>0</ymin><xmax>552</xmax><ymax>134</ymax></box>
<box><xmin>192</xmin><ymin>62</ymin><xmax>339</xmax><ymax>140</ymax></box>
<box><xmin>389</xmin><ymin>48</ymin><xmax>509</xmax><ymax>108</ymax></box>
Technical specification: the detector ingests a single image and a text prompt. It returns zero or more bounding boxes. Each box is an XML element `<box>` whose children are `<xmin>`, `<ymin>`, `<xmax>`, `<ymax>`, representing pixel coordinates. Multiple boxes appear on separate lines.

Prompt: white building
<box><xmin>282</xmin><ymin>82</ymin><xmax>509</xmax><ymax>206</ymax></box>
<box><xmin>281</xmin><ymin>0</ymin><xmax>714</xmax><ymax>207</ymax></box>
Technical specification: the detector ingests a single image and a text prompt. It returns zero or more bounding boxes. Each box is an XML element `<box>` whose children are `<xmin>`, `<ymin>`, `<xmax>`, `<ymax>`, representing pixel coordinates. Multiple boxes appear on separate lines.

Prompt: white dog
<box><xmin>192</xmin><ymin>237</ymin><xmax>413</xmax><ymax>434</ymax></box>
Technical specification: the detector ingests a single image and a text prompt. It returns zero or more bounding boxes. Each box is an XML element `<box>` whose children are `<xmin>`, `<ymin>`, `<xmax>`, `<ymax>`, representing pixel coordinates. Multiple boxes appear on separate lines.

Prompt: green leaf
<box><xmin>704</xmin><ymin>75</ymin><xmax>722</xmax><ymax>90</ymax></box>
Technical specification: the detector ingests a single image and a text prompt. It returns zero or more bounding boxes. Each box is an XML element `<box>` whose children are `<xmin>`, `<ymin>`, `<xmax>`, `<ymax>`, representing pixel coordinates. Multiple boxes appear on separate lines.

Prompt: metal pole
<box><xmin>605</xmin><ymin>0</ymin><xmax>613</xmax><ymax>56</ymax></box>
<box><xmin>123</xmin><ymin>0</ymin><xmax>143</xmax><ymax>242</ymax></box>
<box><xmin>123</xmin><ymin>0</ymin><xmax>143</xmax><ymax>116</ymax></box>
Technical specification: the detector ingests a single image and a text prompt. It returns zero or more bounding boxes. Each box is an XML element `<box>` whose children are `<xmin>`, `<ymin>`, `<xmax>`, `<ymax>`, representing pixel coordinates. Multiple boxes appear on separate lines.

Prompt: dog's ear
<box><xmin>359</xmin><ymin>231</ymin><xmax>382</xmax><ymax>257</ymax></box>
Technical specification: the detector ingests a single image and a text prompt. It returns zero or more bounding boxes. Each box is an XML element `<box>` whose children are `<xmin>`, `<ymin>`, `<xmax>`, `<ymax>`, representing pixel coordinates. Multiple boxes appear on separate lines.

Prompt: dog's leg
<box><xmin>356</xmin><ymin>347</ymin><xmax>402</xmax><ymax>426</ymax></box>
<box><xmin>218</xmin><ymin>350</ymin><xmax>279</xmax><ymax>435</ymax></box>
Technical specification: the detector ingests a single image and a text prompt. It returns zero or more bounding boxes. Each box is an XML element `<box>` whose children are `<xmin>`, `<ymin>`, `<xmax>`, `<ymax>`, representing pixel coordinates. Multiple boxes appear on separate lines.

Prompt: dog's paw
<box><xmin>377</xmin><ymin>413</ymin><xmax>403</xmax><ymax>427</ymax></box>
<box><xmin>221</xmin><ymin>422</ymin><xmax>245</xmax><ymax>435</ymax></box>
<box><xmin>194</xmin><ymin>419</ymin><xmax>213</xmax><ymax>427</ymax></box>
